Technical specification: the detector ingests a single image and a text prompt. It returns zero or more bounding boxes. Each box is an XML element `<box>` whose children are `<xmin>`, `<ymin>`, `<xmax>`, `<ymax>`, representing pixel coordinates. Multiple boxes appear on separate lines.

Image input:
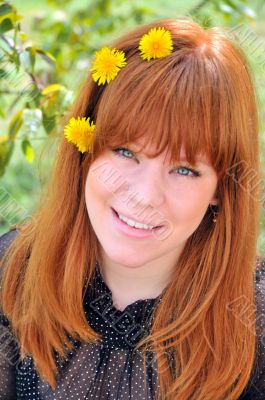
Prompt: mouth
<box><xmin>111</xmin><ymin>207</ymin><xmax>163</xmax><ymax>230</ymax></box>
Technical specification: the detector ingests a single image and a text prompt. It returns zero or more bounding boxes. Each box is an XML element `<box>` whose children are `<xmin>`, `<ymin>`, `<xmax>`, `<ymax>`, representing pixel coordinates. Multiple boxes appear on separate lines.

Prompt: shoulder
<box><xmin>0</xmin><ymin>227</ymin><xmax>20</xmax><ymax>260</ymax></box>
<box><xmin>236</xmin><ymin>257</ymin><xmax>265</xmax><ymax>398</ymax></box>
<box><xmin>255</xmin><ymin>255</ymin><xmax>265</xmax><ymax>281</ymax></box>
<box><xmin>244</xmin><ymin>256</ymin><xmax>265</xmax><ymax>398</ymax></box>
<box><xmin>0</xmin><ymin>228</ymin><xmax>20</xmax><ymax>326</ymax></box>
<box><xmin>0</xmin><ymin>227</ymin><xmax>20</xmax><ymax>285</ymax></box>
<box><xmin>254</xmin><ymin>255</ymin><xmax>265</xmax><ymax>338</ymax></box>
<box><xmin>0</xmin><ymin>230</ymin><xmax>20</xmax><ymax>399</ymax></box>
<box><xmin>255</xmin><ymin>256</ymin><xmax>265</xmax><ymax>331</ymax></box>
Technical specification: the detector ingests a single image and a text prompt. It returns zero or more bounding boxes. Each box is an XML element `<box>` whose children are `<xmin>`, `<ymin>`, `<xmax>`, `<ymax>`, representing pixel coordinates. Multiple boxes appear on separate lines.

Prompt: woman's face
<box><xmin>85</xmin><ymin>138</ymin><xmax>219</xmax><ymax>269</ymax></box>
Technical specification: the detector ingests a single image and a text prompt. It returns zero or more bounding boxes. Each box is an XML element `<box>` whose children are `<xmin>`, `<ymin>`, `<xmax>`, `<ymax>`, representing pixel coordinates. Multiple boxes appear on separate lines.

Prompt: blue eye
<box><xmin>112</xmin><ymin>147</ymin><xmax>201</xmax><ymax>178</ymax></box>
<box><xmin>112</xmin><ymin>147</ymin><xmax>134</xmax><ymax>159</ymax></box>
<box><xmin>173</xmin><ymin>166</ymin><xmax>201</xmax><ymax>178</ymax></box>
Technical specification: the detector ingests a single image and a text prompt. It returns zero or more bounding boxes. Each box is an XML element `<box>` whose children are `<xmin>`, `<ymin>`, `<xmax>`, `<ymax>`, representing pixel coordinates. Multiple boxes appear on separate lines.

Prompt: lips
<box><xmin>111</xmin><ymin>207</ymin><xmax>163</xmax><ymax>229</ymax></box>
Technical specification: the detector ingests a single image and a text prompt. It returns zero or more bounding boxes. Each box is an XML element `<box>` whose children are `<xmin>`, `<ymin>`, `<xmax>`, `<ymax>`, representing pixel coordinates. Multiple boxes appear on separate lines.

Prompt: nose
<box><xmin>123</xmin><ymin>163</ymin><xmax>166</xmax><ymax>219</ymax></box>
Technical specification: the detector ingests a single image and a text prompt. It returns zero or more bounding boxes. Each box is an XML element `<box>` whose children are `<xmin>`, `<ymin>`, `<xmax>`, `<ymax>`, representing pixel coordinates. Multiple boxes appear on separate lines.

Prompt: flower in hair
<box><xmin>138</xmin><ymin>27</ymin><xmax>173</xmax><ymax>61</ymax></box>
<box><xmin>64</xmin><ymin>116</ymin><xmax>96</xmax><ymax>153</ymax></box>
<box><xmin>90</xmin><ymin>47</ymin><xmax>127</xmax><ymax>85</ymax></box>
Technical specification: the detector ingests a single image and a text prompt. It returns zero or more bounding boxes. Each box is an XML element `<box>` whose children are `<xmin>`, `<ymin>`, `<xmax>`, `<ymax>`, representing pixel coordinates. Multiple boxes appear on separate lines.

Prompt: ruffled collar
<box><xmin>83</xmin><ymin>262</ymin><xmax>163</xmax><ymax>349</ymax></box>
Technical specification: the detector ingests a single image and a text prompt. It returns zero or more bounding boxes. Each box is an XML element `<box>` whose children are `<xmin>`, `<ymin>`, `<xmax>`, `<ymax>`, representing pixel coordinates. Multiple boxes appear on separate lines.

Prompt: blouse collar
<box><xmin>83</xmin><ymin>262</ymin><xmax>163</xmax><ymax>349</ymax></box>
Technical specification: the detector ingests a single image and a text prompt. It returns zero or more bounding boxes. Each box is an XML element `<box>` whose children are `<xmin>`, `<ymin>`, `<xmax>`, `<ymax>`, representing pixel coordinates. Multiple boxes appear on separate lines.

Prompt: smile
<box><xmin>111</xmin><ymin>207</ymin><xmax>163</xmax><ymax>239</ymax></box>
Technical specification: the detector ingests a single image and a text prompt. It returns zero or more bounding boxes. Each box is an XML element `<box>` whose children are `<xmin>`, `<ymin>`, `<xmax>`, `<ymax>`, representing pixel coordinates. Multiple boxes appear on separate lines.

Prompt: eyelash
<box><xmin>112</xmin><ymin>147</ymin><xmax>201</xmax><ymax>178</ymax></box>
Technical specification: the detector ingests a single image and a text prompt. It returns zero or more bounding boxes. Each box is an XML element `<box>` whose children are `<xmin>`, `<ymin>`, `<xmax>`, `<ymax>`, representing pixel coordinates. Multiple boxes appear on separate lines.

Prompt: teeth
<box><xmin>117</xmin><ymin>212</ymin><xmax>155</xmax><ymax>230</ymax></box>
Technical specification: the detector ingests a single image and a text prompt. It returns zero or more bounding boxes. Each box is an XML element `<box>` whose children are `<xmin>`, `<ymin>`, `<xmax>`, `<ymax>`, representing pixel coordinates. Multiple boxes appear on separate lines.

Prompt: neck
<box><xmin>97</xmin><ymin>251</ymin><xmax>180</xmax><ymax>311</ymax></box>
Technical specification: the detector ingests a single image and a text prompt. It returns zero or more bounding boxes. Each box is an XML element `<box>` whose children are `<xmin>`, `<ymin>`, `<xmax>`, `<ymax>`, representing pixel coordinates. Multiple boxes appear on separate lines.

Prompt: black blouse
<box><xmin>0</xmin><ymin>228</ymin><xmax>265</xmax><ymax>399</ymax></box>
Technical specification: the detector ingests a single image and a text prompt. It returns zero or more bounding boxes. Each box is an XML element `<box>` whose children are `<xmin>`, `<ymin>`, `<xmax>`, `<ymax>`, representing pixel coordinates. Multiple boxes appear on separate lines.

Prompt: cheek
<box><xmin>168</xmin><ymin>183</ymin><xmax>215</xmax><ymax>221</ymax></box>
<box><xmin>164</xmin><ymin>197</ymin><xmax>208</xmax><ymax>243</ymax></box>
<box><xmin>86</xmin><ymin>157</ymin><xmax>131</xmax><ymax>206</ymax></box>
<box><xmin>85</xmin><ymin>156</ymin><xmax>118</xmax><ymax>211</ymax></box>
<box><xmin>85</xmin><ymin>170</ymin><xmax>105</xmax><ymax>213</ymax></box>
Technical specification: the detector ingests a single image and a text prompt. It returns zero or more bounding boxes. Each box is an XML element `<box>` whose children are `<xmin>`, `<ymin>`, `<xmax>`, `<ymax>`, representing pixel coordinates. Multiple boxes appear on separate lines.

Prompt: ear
<box><xmin>210</xmin><ymin>189</ymin><xmax>219</xmax><ymax>206</ymax></box>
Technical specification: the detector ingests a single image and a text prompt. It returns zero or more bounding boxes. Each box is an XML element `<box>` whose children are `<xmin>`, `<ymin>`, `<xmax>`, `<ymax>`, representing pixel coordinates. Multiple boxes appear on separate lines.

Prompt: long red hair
<box><xmin>0</xmin><ymin>17</ymin><xmax>262</xmax><ymax>399</ymax></box>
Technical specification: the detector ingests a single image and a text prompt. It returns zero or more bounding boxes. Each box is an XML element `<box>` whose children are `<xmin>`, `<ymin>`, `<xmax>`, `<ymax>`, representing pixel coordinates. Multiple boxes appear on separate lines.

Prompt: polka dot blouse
<box><xmin>0</xmin><ymin>228</ymin><xmax>265</xmax><ymax>399</ymax></box>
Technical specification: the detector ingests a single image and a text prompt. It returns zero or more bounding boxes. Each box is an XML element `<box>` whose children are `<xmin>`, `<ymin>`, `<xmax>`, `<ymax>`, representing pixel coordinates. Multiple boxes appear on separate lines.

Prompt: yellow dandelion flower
<box><xmin>90</xmin><ymin>47</ymin><xmax>127</xmax><ymax>85</ymax></box>
<box><xmin>64</xmin><ymin>116</ymin><xmax>96</xmax><ymax>154</ymax></box>
<box><xmin>138</xmin><ymin>27</ymin><xmax>173</xmax><ymax>61</ymax></box>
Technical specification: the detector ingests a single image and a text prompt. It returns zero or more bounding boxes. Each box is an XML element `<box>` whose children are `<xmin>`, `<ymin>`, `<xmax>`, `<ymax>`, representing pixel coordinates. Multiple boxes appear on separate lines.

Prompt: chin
<box><xmin>102</xmin><ymin>248</ymin><xmax>149</xmax><ymax>269</ymax></box>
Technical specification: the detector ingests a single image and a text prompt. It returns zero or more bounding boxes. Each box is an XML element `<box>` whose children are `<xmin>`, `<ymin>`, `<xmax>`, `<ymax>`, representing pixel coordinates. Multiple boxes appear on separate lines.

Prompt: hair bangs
<box><xmin>93</xmin><ymin>47</ymin><xmax>231</xmax><ymax>177</ymax></box>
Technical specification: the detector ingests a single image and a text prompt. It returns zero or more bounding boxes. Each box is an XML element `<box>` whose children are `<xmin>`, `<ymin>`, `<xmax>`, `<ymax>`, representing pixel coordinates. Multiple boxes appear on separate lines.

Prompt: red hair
<box><xmin>0</xmin><ymin>17</ymin><xmax>262</xmax><ymax>399</ymax></box>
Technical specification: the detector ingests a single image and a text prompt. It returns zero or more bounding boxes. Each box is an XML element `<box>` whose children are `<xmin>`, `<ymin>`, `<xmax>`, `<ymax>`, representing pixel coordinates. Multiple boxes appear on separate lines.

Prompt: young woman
<box><xmin>0</xmin><ymin>17</ymin><xmax>265</xmax><ymax>400</ymax></box>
